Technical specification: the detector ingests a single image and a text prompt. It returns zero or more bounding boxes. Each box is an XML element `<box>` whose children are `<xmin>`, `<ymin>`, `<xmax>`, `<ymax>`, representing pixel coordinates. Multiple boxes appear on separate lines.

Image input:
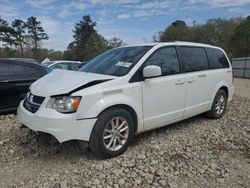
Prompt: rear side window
<box><xmin>9</xmin><ymin>64</ymin><xmax>43</xmax><ymax>80</ymax></box>
<box><xmin>52</xmin><ymin>63</ymin><xmax>69</xmax><ymax>70</ymax></box>
<box><xmin>0</xmin><ymin>63</ymin><xmax>9</xmax><ymax>80</ymax></box>
<box><xmin>70</xmin><ymin>63</ymin><xmax>80</xmax><ymax>71</ymax></box>
<box><xmin>180</xmin><ymin>47</ymin><xmax>209</xmax><ymax>72</ymax></box>
<box><xmin>206</xmin><ymin>48</ymin><xmax>230</xmax><ymax>69</ymax></box>
<box><xmin>144</xmin><ymin>47</ymin><xmax>180</xmax><ymax>76</ymax></box>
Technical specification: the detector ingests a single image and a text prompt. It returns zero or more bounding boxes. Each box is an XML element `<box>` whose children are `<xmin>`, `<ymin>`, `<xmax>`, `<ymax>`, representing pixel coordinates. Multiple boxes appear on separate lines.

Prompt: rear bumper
<box><xmin>17</xmin><ymin>101</ymin><xmax>96</xmax><ymax>143</ymax></box>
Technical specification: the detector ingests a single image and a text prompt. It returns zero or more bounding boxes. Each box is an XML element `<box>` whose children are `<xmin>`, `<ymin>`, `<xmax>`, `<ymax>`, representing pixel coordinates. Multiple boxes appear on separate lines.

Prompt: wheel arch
<box><xmin>219</xmin><ymin>86</ymin><xmax>229</xmax><ymax>98</ymax></box>
<box><xmin>211</xmin><ymin>81</ymin><xmax>230</xmax><ymax>102</ymax></box>
<box><xmin>97</xmin><ymin>104</ymin><xmax>139</xmax><ymax>134</ymax></box>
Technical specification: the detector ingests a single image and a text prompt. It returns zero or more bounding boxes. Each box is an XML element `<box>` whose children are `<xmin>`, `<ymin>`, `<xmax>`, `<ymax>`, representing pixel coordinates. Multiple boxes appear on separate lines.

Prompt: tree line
<box><xmin>0</xmin><ymin>15</ymin><xmax>250</xmax><ymax>62</ymax></box>
<box><xmin>64</xmin><ymin>15</ymin><xmax>126</xmax><ymax>61</ymax></box>
<box><xmin>0</xmin><ymin>16</ymin><xmax>49</xmax><ymax>59</ymax></box>
<box><xmin>156</xmin><ymin>16</ymin><xmax>250</xmax><ymax>57</ymax></box>
<box><xmin>0</xmin><ymin>15</ymin><xmax>125</xmax><ymax>61</ymax></box>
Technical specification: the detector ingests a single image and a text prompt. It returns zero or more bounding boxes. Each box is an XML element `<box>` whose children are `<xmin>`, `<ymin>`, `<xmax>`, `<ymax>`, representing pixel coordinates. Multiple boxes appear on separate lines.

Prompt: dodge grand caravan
<box><xmin>18</xmin><ymin>42</ymin><xmax>234</xmax><ymax>158</ymax></box>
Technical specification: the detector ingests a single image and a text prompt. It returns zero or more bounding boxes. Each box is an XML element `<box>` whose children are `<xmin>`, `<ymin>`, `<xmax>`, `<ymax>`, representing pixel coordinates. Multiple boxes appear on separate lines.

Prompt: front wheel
<box><xmin>89</xmin><ymin>108</ymin><xmax>134</xmax><ymax>158</ymax></box>
<box><xmin>207</xmin><ymin>89</ymin><xmax>228</xmax><ymax>119</ymax></box>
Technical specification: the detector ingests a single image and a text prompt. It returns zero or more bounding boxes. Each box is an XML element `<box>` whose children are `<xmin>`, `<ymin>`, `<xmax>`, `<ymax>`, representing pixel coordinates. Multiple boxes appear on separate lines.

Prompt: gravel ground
<box><xmin>0</xmin><ymin>94</ymin><xmax>249</xmax><ymax>188</ymax></box>
<box><xmin>234</xmin><ymin>78</ymin><xmax>250</xmax><ymax>99</ymax></box>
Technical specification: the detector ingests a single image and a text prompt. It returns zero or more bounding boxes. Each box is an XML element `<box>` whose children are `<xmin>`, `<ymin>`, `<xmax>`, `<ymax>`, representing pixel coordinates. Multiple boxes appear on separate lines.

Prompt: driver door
<box><xmin>141</xmin><ymin>46</ymin><xmax>185</xmax><ymax>129</ymax></box>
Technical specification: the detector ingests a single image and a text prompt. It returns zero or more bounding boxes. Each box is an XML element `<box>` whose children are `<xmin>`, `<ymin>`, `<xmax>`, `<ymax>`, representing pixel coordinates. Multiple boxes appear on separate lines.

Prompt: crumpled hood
<box><xmin>30</xmin><ymin>69</ymin><xmax>115</xmax><ymax>97</ymax></box>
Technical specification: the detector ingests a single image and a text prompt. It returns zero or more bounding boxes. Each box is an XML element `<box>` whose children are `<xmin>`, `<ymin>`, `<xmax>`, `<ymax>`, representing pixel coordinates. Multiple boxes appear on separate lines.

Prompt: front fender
<box><xmin>76</xmin><ymin>92</ymin><xmax>143</xmax><ymax>132</ymax></box>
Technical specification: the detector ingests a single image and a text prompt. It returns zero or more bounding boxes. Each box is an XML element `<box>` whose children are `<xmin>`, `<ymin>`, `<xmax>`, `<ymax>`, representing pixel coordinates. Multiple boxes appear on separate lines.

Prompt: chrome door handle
<box><xmin>188</xmin><ymin>78</ymin><xmax>196</xmax><ymax>83</ymax></box>
<box><xmin>175</xmin><ymin>80</ymin><xmax>184</xmax><ymax>85</ymax></box>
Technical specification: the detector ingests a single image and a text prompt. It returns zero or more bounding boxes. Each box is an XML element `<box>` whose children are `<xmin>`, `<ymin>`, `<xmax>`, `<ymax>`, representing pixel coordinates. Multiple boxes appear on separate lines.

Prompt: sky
<box><xmin>0</xmin><ymin>0</ymin><xmax>250</xmax><ymax>51</ymax></box>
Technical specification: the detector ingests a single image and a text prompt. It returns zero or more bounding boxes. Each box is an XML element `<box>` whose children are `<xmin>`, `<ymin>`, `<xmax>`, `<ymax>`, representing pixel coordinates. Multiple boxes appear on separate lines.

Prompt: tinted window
<box><xmin>52</xmin><ymin>63</ymin><xmax>69</xmax><ymax>70</ymax></box>
<box><xmin>144</xmin><ymin>47</ymin><xmax>180</xmax><ymax>76</ymax></box>
<box><xmin>70</xmin><ymin>63</ymin><xmax>80</xmax><ymax>71</ymax></box>
<box><xmin>0</xmin><ymin>63</ymin><xmax>9</xmax><ymax>80</ymax></box>
<box><xmin>206</xmin><ymin>48</ymin><xmax>229</xmax><ymax>69</ymax></box>
<box><xmin>9</xmin><ymin>64</ymin><xmax>43</xmax><ymax>79</ymax></box>
<box><xmin>180</xmin><ymin>47</ymin><xmax>209</xmax><ymax>72</ymax></box>
<box><xmin>80</xmin><ymin>46</ymin><xmax>152</xmax><ymax>76</ymax></box>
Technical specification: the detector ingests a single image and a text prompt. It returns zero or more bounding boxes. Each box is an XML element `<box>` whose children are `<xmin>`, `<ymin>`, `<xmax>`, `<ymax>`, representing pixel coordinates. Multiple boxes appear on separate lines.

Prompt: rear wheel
<box><xmin>89</xmin><ymin>108</ymin><xmax>134</xmax><ymax>158</ymax></box>
<box><xmin>207</xmin><ymin>89</ymin><xmax>227</xmax><ymax>119</ymax></box>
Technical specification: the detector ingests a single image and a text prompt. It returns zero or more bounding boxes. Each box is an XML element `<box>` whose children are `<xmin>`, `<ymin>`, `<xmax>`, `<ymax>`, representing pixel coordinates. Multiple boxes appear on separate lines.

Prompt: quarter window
<box><xmin>180</xmin><ymin>47</ymin><xmax>209</xmax><ymax>72</ymax></box>
<box><xmin>206</xmin><ymin>48</ymin><xmax>229</xmax><ymax>69</ymax></box>
<box><xmin>144</xmin><ymin>47</ymin><xmax>180</xmax><ymax>76</ymax></box>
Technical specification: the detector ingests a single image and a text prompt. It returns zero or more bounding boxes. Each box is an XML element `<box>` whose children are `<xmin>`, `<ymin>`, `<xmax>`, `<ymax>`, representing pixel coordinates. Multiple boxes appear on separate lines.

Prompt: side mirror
<box><xmin>143</xmin><ymin>65</ymin><xmax>161</xmax><ymax>78</ymax></box>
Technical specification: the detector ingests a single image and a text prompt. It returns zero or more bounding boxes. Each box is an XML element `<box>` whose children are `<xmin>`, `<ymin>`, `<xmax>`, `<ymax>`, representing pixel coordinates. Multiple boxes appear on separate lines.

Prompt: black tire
<box><xmin>207</xmin><ymin>89</ymin><xmax>228</xmax><ymax>119</ymax></box>
<box><xmin>89</xmin><ymin>107</ymin><xmax>134</xmax><ymax>158</ymax></box>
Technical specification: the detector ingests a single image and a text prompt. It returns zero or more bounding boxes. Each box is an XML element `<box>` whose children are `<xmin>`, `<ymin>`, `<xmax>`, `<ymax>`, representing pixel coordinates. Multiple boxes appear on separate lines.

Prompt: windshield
<box><xmin>43</xmin><ymin>61</ymin><xmax>54</xmax><ymax>66</ymax></box>
<box><xmin>79</xmin><ymin>46</ymin><xmax>152</xmax><ymax>76</ymax></box>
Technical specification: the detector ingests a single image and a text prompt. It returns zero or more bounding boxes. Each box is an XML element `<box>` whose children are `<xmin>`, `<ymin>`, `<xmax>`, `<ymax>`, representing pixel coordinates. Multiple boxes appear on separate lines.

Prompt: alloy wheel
<box><xmin>103</xmin><ymin>116</ymin><xmax>129</xmax><ymax>151</ymax></box>
<box><xmin>215</xmin><ymin>95</ymin><xmax>226</xmax><ymax>115</ymax></box>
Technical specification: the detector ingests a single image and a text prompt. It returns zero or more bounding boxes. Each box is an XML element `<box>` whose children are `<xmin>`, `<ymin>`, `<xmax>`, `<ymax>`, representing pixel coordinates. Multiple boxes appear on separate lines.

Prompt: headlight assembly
<box><xmin>46</xmin><ymin>96</ymin><xmax>81</xmax><ymax>113</ymax></box>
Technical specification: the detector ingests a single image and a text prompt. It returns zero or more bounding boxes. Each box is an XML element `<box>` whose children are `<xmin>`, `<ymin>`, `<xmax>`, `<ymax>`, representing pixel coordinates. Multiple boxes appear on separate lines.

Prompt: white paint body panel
<box><xmin>30</xmin><ymin>69</ymin><xmax>115</xmax><ymax>97</ymax></box>
<box><xmin>17</xmin><ymin>101</ymin><xmax>97</xmax><ymax>142</ymax></box>
<box><xmin>141</xmin><ymin>74</ymin><xmax>185</xmax><ymax>128</ymax></box>
<box><xmin>17</xmin><ymin>42</ymin><xmax>234</xmax><ymax>143</ymax></box>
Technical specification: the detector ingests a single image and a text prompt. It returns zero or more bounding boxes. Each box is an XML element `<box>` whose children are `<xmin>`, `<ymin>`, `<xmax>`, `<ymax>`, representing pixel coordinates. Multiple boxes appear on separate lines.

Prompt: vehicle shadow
<box><xmin>130</xmin><ymin>114</ymin><xmax>212</xmax><ymax>147</ymax></box>
<box><xmin>0</xmin><ymin>110</ymin><xmax>17</xmax><ymax>116</ymax></box>
<box><xmin>18</xmin><ymin>113</ymin><xmax>212</xmax><ymax>160</ymax></box>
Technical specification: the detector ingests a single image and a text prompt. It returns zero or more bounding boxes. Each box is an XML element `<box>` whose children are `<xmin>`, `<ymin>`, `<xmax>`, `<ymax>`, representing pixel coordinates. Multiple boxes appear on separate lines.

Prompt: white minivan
<box><xmin>18</xmin><ymin>42</ymin><xmax>234</xmax><ymax>158</ymax></box>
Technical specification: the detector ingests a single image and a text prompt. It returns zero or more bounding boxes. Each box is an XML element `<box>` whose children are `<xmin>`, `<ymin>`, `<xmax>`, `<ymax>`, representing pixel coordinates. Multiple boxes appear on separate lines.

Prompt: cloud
<box><xmin>58</xmin><ymin>0</ymin><xmax>86</xmax><ymax>17</ymax></box>
<box><xmin>188</xmin><ymin>0</ymin><xmax>250</xmax><ymax>8</ymax></box>
<box><xmin>25</xmin><ymin>0</ymin><xmax>58</xmax><ymax>8</ymax></box>
<box><xmin>2</xmin><ymin>0</ymin><xmax>250</xmax><ymax>51</ymax></box>
<box><xmin>25</xmin><ymin>0</ymin><xmax>87</xmax><ymax>17</ymax></box>
<box><xmin>39</xmin><ymin>16</ymin><xmax>73</xmax><ymax>50</ymax></box>
<box><xmin>118</xmin><ymin>13</ymin><xmax>131</xmax><ymax>19</ymax></box>
<box><xmin>209</xmin><ymin>0</ymin><xmax>250</xmax><ymax>7</ymax></box>
<box><xmin>89</xmin><ymin>0</ymin><xmax>140</xmax><ymax>5</ymax></box>
<box><xmin>0</xmin><ymin>1</ymin><xmax>19</xmax><ymax>17</ymax></box>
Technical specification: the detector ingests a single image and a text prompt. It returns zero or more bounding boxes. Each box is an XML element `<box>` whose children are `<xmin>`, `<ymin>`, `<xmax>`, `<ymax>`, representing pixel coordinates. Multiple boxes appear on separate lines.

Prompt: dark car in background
<box><xmin>0</xmin><ymin>58</ymin><xmax>49</xmax><ymax>113</ymax></box>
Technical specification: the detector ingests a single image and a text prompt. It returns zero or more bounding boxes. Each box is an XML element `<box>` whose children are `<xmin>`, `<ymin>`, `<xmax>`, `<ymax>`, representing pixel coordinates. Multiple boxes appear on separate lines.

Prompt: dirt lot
<box><xmin>0</xmin><ymin>80</ymin><xmax>249</xmax><ymax>188</ymax></box>
<box><xmin>234</xmin><ymin>78</ymin><xmax>250</xmax><ymax>99</ymax></box>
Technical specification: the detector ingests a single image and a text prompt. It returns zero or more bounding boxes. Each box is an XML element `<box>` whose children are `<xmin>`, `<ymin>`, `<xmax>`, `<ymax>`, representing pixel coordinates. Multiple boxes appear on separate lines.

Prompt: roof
<box><xmin>0</xmin><ymin>58</ymin><xmax>48</xmax><ymax>69</ymax></box>
<box><xmin>47</xmin><ymin>60</ymin><xmax>81</xmax><ymax>63</ymax></box>
<box><xmin>122</xmin><ymin>41</ymin><xmax>218</xmax><ymax>49</ymax></box>
<box><xmin>5</xmin><ymin>58</ymin><xmax>39</xmax><ymax>63</ymax></box>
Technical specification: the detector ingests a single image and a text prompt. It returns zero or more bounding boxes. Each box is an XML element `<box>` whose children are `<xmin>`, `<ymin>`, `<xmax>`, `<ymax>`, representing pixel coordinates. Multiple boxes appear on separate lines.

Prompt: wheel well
<box><xmin>219</xmin><ymin>86</ymin><xmax>228</xmax><ymax>97</ymax></box>
<box><xmin>98</xmin><ymin>104</ymin><xmax>138</xmax><ymax>134</ymax></box>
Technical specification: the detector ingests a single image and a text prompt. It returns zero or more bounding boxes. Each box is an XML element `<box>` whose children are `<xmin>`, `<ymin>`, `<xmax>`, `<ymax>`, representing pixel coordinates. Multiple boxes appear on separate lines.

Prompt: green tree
<box><xmin>0</xmin><ymin>17</ymin><xmax>14</xmax><ymax>47</ymax></box>
<box><xmin>199</xmin><ymin>18</ymin><xmax>240</xmax><ymax>56</ymax></box>
<box><xmin>26</xmin><ymin>16</ymin><xmax>49</xmax><ymax>57</ymax></box>
<box><xmin>157</xmin><ymin>17</ymin><xmax>241</xmax><ymax>57</ymax></box>
<box><xmin>232</xmin><ymin>16</ymin><xmax>250</xmax><ymax>57</ymax></box>
<box><xmin>71</xmin><ymin>15</ymin><xmax>96</xmax><ymax>47</ymax></box>
<box><xmin>11</xmin><ymin>19</ymin><xmax>26</xmax><ymax>56</ymax></box>
<box><xmin>0</xmin><ymin>47</ymin><xmax>17</xmax><ymax>58</ymax></box>
<box><xmin>160</xmin><ymin>20</ymin><xmax>190</xmax><ymax>42</ymax></box>
<box><xmin>68</xmin><ymin>15</ymin><xmax>109</xmax><ymax>60</ymax></box>
<box><xmin>108</xmin><ymin>37</ymin><xmax>126</xmax><ymax>48</ymax></box>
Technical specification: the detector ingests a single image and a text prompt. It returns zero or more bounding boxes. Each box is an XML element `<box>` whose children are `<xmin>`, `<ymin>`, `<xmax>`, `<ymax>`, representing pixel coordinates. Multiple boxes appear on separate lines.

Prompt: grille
<box><xmin>23</xmin><ymin>93</ymin><xmax>45</xmax><ymax>113</ymax></box>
